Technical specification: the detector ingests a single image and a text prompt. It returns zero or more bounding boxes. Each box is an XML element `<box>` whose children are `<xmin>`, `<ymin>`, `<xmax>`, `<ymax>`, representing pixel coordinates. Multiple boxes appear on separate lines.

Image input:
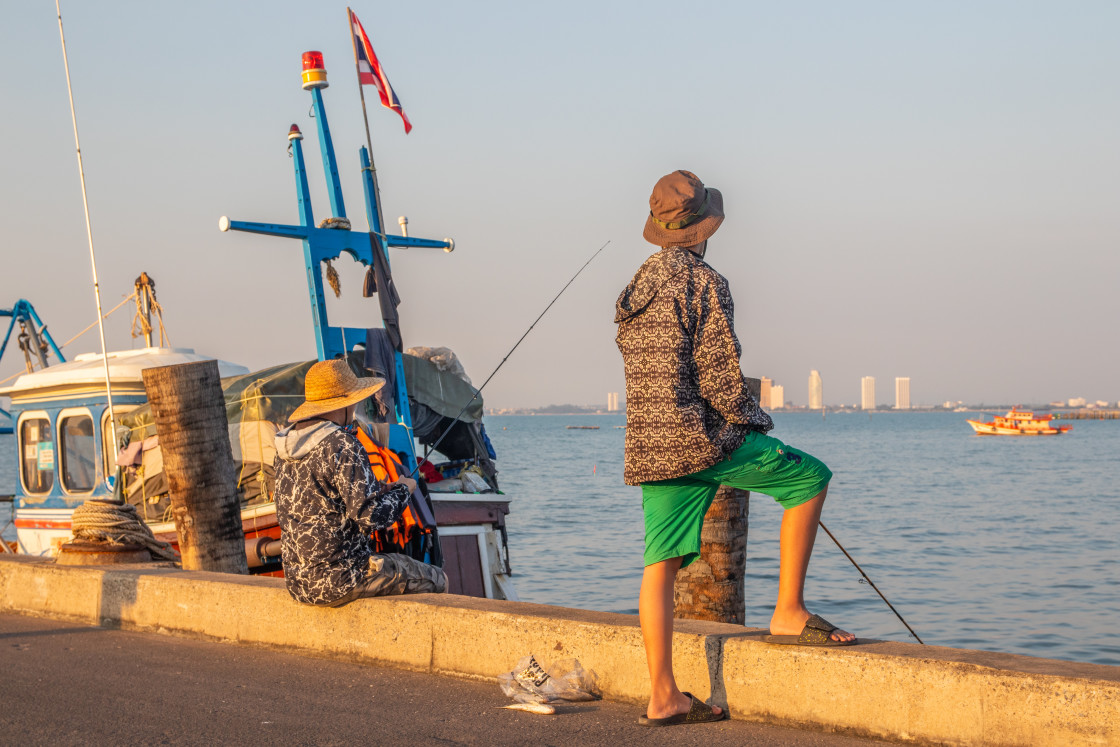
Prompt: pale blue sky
<box><xmin>2</xmin><ymin>2</ymin><xmax>1118</xmax><ymax>407</ymax></box>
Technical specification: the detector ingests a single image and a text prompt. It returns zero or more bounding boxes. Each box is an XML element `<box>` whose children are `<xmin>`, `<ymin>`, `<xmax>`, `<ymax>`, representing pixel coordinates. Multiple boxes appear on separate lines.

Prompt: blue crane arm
<box><xmin>0</xmin><ymin>300</ymin><xmax>64</xmax><ymax>369</ymax></box>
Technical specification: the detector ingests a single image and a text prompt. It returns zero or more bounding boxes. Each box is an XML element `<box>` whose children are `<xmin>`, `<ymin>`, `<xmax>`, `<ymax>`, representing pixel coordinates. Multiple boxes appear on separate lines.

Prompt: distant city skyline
<box><xmin>512</xmin><ymin>372</ymin><xmax>1109</xmax><ymax>411</ymax></box>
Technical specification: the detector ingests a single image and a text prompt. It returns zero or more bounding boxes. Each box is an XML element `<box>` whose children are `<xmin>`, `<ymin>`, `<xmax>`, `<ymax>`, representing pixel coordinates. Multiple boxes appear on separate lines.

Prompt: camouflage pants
<box><xmin>329</xmin><ymin>553</ymin><xmax>447</xmax><ymax>606</ymax></box>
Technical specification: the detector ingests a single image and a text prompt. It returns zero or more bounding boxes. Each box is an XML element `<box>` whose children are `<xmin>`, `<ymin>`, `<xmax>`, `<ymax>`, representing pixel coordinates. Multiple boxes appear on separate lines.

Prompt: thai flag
<box><xmin>350</xmin><ymin>10</ymin><xmax>412</xmax><ymax>134</ymax></box>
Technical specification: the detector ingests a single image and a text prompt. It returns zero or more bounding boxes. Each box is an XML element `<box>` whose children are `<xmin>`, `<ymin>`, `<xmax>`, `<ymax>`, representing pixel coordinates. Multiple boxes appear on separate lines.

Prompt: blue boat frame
<box><xmin>220</xmin><ymin>81</ymin><xmax>451</xmax><ymax>473</ymax></box>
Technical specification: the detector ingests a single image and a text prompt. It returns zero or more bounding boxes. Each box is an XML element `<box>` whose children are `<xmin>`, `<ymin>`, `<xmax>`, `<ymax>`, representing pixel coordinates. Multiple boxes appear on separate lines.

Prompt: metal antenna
<box><xmin>409</xmin><ymin>240</ymin><xmax>611</xmax><ymax>479</ymax></box>
<box><xmin>56</xmin><ymin>0</ymin><xmax>120</xmax><ymax>491</ymax></box>
<box><xmin>819</xmin><ymin>520</ymin><xmax>924</xmax><ymax>644</ymax></box>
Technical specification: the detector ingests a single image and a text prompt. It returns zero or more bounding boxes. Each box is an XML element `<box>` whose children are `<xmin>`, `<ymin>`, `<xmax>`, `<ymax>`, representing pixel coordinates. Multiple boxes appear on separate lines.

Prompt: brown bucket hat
<box><xmin>643</xmin><ymin>170</ymin><xmax>725</xmax><ymax>248</ymax></box>
<box><xmin>288</xmin><ymin>359</ymin><xmax>386</xmax><ymax>423</ymax></box>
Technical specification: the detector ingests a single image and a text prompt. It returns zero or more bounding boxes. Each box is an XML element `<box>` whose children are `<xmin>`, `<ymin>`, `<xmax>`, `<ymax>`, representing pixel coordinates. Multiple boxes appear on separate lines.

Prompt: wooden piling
<box><xmin>673</xmin><ymin>485</ymin><xmax>748</xmax><ymax>624</ymax></box>
<box><xmin>142</xmin><ymin>360</ymin><xmax>248</xmax><ymax>574</ymax></box>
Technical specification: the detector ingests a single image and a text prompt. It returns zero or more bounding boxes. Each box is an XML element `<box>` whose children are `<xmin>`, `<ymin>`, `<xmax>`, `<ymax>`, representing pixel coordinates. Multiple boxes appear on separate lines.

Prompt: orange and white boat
<box><xmin>966</xmin><ymin>407</ymin><xmax>1072</xmax><ymax>436</ymax></box>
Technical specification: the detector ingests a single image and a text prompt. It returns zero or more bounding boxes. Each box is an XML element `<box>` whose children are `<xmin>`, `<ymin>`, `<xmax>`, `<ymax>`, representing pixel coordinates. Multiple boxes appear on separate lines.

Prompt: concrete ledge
<box><xmin>1</xmin><ymin>555</ymin><xmax>1116</xmax><ymax>746</ymax></box>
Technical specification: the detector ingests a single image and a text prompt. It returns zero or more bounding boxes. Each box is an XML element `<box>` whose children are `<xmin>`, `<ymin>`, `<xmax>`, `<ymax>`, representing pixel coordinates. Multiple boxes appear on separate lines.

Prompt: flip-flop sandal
<box><xmin>763</xmin><ymin>613</ymin><xmax>858</xmax><ymax>646</ymax></box>
<box><xmin>638</xmin><ymin>691</ymin><xmax>728</xmax><ymax>727</ymax></box>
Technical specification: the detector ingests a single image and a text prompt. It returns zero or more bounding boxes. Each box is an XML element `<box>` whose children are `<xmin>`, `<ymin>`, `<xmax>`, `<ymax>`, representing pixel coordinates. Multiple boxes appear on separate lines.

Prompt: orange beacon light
<box><xmin>301</xmin><ymin>51</ymin><xmax>328</xmax><ymax>90</ymax></box>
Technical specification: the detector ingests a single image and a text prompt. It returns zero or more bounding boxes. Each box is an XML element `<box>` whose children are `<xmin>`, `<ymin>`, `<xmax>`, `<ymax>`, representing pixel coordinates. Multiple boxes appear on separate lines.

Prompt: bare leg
<box><xmin>639</xmin><ymin>557</ymin><xmax>724</xmax><ymax>719</ymax></box>
<box><xmin>768</xmin><ymin>486</ymin><xmax>854</xmax><ymax>642</ymax></box>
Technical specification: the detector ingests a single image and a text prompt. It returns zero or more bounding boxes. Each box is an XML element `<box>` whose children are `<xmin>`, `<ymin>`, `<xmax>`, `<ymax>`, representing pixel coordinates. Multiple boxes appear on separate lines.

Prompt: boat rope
<box><xmin>69</xmin><ymin>499</ymin><xmax>179</xmax><ymax>561</ymax></box>
<box><xmin>324</xmin><ymin>259</ymin><xmax>342</xmax><ymax>298</ymax></box>
<box><xmin>59</xmin><ymin>293</ymin><xmax>135</xmax><ymax>349</ymax></box>
<box><xmin>130</xmin><ymin>274</ymin><xmax>170</xmax><ymax>347</ymax></box>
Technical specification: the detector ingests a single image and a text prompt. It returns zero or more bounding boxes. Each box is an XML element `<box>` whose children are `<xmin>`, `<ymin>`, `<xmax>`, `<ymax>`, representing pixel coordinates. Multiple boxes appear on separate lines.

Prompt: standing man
<box><xmin>615</xmin><ymin>170</ymin><xmax>855</xmax><ymax>727</ymax></box>
<box><xmin>274</xmin><ymin>359</ymin><xmax>446</xmax><ymax>606</ymax></box>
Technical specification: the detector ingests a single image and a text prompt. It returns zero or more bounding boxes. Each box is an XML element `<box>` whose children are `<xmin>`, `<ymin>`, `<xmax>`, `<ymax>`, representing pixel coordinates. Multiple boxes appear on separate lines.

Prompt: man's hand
<box><xmin>394</xmin><ymin>476</ymin><xmax>418</xmax><ymax>494</ymax></box>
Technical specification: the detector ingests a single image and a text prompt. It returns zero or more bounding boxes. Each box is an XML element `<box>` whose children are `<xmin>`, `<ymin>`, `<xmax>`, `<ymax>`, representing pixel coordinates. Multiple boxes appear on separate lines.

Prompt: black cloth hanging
<box><xmin>363</xmin><ymin>328</ymin><xmax>398</xmax><ymax>420</ymax></box>
<box><xmin>365</xmin><ymin>232</ymin><xmax>402</xmax><ymax>351</ymax></box>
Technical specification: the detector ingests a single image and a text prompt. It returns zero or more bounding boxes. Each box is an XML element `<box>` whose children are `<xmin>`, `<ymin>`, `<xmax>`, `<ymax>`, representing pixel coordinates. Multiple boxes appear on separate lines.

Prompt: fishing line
<box><xmin>407</xmin><ymin>240</ymin><xmax>612</xmax><ymax>479</ymax></box>
<box><xmin>819</xmin><ymin>520</ymin><xmax>924</xmax><ymax>644</ymax></box>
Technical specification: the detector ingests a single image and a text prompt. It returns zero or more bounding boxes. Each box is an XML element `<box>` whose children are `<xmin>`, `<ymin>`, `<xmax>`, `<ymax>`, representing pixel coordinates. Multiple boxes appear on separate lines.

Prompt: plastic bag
<box><xmin>498</xmin><ymin>654</ymin><xmax>601</xmax><ymax>704</ymax></box>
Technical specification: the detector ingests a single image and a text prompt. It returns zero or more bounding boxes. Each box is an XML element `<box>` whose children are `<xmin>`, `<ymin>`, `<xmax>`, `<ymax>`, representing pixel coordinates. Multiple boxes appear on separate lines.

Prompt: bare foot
<box><xmin>770</xmin><ymin>608</ymin><xmax>855</xmax><ymax>643</ymax></box>
<box><xmin>646</xmin><ymin>691</ymin><xmax>723</xmax><ymax>720</ymax></box>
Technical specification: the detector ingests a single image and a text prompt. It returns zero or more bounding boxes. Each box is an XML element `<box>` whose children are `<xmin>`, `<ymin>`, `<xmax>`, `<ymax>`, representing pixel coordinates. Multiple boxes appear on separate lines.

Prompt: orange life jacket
<box><xmin>355</xmin><ymin>425</ymin><xmax>402</xmax><ymax>482</ymax></box>
<box><xmin>354</xmin><ymin>425</ymin><xmax>427</xmax><ymax>554</ymax></box>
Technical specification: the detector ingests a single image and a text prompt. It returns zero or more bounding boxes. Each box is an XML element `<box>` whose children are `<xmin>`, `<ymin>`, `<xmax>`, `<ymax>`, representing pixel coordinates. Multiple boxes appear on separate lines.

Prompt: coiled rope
<box><xmin>70</xmin><ymin>500</ymin><xmax>179</xmax><ymax>561</ymax></box>
<box><xmin>130</xmin><ymin>272</ymin><xmax>170</xmax><ymax>347</ymax></box>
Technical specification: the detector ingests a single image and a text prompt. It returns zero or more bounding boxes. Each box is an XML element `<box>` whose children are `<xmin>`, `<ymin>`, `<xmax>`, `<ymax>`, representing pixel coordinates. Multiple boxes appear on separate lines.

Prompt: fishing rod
<box><xmin>406</xmin><ymin>239</ymin><xmax>612</xmax><ymax>480</ymax></box>
<box><xmin>56</xmin><ymin>0</ymin><xmax>121</xmax><ymax>493</ymax></box>
<box><xmin>818</xmin><ymin>520</ymin><xmax>924</xmax><ymax>644</ymax></box>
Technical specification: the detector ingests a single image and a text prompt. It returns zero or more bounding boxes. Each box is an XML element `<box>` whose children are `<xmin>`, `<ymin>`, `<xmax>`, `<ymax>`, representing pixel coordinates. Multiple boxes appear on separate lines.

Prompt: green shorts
<box><xmin>640</xmin><ymin>431</ymin><xmax>832</xmax><ymax>568</ymax></box>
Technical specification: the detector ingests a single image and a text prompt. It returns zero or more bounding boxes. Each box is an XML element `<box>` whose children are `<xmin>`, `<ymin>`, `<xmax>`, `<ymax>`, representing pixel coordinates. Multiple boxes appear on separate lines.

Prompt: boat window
<box><xmin>60</xmin><ymin>414</ymin><xmax>97</xmax><ymax>493</ymax></box>
<box><xmin>101</xmin><ymin>407</ymin><xmax>134</xmax><ymax>479</ymax></box>
<box><xmin>19</xmin><ymin>417</ymin><xmax>55</xmax><ymax>495</ymax></box>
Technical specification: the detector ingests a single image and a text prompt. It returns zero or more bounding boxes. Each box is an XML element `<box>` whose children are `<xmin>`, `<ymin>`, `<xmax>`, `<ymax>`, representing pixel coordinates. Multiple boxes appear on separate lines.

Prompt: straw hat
<box><xmin>643</xmin><ymin>170</ymin><xmax>725</xmax><ymax>248</ymax></box>
<box><xmin>288</xmin><ymin>359</ymin><xmax>386</xmax><ymax>423</ymax></box>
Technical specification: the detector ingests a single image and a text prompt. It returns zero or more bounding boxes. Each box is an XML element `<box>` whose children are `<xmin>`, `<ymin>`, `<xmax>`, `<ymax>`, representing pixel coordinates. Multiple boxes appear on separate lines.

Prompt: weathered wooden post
<box><xmin>673</xmin><ymin>376</ymin><xmax>760</xmax><ymax>624</ymax></box>
<box><xmin>142</xmin><ymin>360</ymin><xmax>248</xmax><ymax>574</ymax></box>
<box><xmin>673</xmin><ymin>486</ymin><xmax>748</xmax><ymax>623</ymax></box>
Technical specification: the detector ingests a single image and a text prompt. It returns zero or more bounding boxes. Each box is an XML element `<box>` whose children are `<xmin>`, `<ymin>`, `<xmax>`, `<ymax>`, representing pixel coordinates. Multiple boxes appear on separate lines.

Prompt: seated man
<box><xmin>273</xmin><ymin>358</ymin><xmax>447</xmax><ymax>606</ymax></box>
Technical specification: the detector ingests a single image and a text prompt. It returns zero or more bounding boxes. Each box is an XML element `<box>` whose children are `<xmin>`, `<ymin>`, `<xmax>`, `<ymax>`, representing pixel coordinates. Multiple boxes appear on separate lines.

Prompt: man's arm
<box><xmin>334</xmin><ymin>436</ymin><xmax>410</xmax><ymax>532</ymax></box>
<box><xmin>692</xmin><ymin>275</ymin><xmax>763</xmax><ymax>425</ymax></box>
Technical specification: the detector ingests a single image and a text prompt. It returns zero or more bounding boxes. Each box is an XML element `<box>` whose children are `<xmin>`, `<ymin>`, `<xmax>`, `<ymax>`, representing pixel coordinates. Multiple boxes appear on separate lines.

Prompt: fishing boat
<box><xmin>0</xmin><ymin>46</ymin><xmax>516</xmax><ymax>600</ymax></box>
<box><xmin>0</xmin><ymin>345</ymin><xmax>248</xmax><ymax>555</ymax></box>
<box><xmin>966</xmin><ymin>407</ymin><xmax>1072</xmax><ymax>436</ymax></box>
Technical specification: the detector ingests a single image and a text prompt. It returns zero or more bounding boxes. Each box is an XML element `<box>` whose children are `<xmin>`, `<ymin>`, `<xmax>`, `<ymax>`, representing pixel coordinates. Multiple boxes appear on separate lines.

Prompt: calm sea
<box><xmin>4</xmin><ymin>412</ymin><xmax>1117</xmax><ymax>666</ymax></box>
<box><xmin>489</xmin><ymin>412</ymin><xmax>1120</xmax><ymax>667</ymax></box>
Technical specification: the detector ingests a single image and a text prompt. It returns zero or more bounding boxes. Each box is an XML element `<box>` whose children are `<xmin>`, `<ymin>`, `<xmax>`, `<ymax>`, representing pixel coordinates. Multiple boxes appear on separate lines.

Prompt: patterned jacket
<box><xmin>273</xmin><ymin>420</ymin><xmax>409</xmax><ymax>605</ymax></box>
<box><xmin>615</xmin><ymin>246</ymin><xmax>773</xmax><ymax>485</ymax></box>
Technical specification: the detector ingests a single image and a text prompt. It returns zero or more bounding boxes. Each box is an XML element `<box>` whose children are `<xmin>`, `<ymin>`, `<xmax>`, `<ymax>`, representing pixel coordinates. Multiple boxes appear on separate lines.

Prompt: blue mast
<box><xmin>218</xmin><ymin>52</ymin><xmax>452</xmax><ymax>471</ymax></box>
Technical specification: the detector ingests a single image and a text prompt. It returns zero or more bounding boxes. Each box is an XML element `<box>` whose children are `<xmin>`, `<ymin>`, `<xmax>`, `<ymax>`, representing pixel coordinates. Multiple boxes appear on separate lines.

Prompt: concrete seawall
<box><xmin>1</xmin><ymin>555</ymin><xmax>1116</xmax><ymax>746</ymax></box>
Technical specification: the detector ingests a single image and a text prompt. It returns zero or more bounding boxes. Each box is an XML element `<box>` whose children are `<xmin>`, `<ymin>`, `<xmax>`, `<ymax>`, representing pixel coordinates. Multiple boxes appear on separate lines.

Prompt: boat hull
<box><xmin>966</xmin><ymin>419</ymin><xmax>1070</xmax><ymax>436</ymax></box>
<box><xmin>13</xmin><ymin>496</ymin><xmax>516</xmax><ymax>600</ymax></box>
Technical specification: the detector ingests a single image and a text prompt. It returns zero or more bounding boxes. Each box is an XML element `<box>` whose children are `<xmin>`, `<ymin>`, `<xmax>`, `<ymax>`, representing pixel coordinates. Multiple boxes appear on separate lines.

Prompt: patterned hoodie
<box><xmin>615</xmin><ymin>246</ymin><xmax>773</xmax><ymax>485</ymax></box>
<box><xmin>273</xmin><ymin>420</ymin><xmax>410</xmax><ymax>605</ymax></box>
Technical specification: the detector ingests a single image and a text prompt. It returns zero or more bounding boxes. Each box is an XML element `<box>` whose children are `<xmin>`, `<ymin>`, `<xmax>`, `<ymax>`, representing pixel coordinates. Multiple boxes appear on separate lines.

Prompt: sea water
<box><xmin>1</xmin><ymin>432</ymin><xmax>15</xmax><ymax>547</ymax></box>
<box><xmin>3</xmin><ymin>413</ymin><xmax>1117</xmax><ymax>666</ymax></box>
<box><xmin>491</xmin><ymin>412</ymin><xmax>1120</xmax><ymax>666</ymax></box>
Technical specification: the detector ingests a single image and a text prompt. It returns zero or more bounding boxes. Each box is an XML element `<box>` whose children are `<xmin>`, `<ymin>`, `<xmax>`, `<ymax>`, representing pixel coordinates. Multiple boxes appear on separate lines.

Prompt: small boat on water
<box><xmin>966</xmin><ymin>408</ymin><xmax>1072</xmax><ymax>436</ymax></box>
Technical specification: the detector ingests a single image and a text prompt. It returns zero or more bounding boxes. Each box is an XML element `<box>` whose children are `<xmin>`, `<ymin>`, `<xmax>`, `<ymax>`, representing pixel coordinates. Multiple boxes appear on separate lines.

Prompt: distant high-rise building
<box><xmin>895</xmin><ymin>377</ymin><xmax>911</xmax><ymax>410</ymax></box>
<box><xmin>771</xmin><ymin>384</ymin><xmax>785</xmax><ymax>410</ymax></box>
<box><xmin>808</xmin><ymin>370</ymin><xmax>823</xmax><ymax>410</ymax></box>
<box><xmin>861</xmin><ymin>376</ymin><xmax>876</xmax><ymax>410</ymax></box>
<box><xmin>606</xmin><ymin>392</ymin><xmax>620</xmax><ymax>412</ymax></box>
<box><xmin>760</xmin><ymin>377</ymin><xmax>772</xmax><ymax>409</ymax></box>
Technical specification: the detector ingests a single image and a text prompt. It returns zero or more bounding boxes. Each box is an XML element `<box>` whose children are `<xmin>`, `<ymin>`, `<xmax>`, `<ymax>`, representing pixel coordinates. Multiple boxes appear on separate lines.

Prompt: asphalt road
<box><xmin>0</xmin><ymin>614</ymin><xmax>887</xmax><ymax>746</ymax></box>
